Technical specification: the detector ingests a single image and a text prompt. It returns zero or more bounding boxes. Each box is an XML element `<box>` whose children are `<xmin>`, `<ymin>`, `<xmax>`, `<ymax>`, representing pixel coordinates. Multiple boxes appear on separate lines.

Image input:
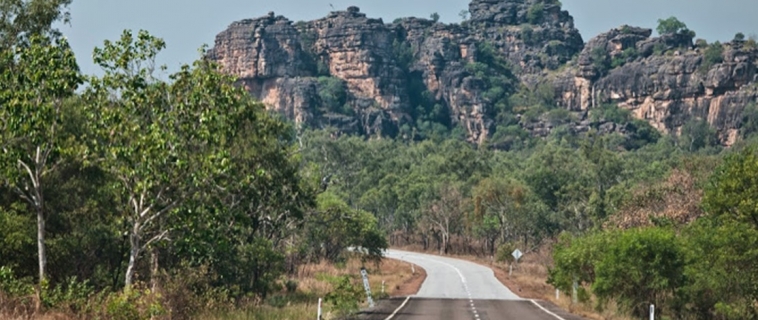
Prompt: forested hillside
<box><xmin>3</xmin><ymin>0</ymin><xmax>758</xmax><ymax>319</ymax></box>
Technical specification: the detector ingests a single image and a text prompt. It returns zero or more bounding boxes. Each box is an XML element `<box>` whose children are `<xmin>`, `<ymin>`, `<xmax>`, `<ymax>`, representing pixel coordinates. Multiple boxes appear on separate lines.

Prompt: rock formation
<box><xmin>208</xmin><ymin>0</ymin><xmax>758</xmax><ymax>146</ymax></box>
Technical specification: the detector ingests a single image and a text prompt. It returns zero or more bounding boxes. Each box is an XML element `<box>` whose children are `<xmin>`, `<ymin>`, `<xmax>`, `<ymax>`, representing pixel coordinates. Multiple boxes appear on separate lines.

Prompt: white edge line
<box><xmin>384</xmin><ymin>296</ymin><xmax>412</xmax><ymax>320</ymax></box>
<box><xmin>530</xmin><ymin>299</ymin><xmax>566</xmax><ymax>320</ymax></box>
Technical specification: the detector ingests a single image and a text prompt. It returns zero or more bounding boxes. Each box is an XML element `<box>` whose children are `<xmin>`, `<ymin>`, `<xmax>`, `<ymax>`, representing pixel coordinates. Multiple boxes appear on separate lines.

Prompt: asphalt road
<box><xmin>384</xmin><ymin>249</ymin><xmax>520</xmax><ymax>300</ymax></box>
<box><xmin>356</xmin><ymin>249</ymin><xmax>584</xmax><ymax>320</ymax></box>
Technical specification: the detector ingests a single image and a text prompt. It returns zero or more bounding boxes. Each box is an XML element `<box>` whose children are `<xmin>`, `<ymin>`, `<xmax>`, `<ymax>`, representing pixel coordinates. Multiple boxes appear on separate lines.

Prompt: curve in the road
<box><xmin>385</xmin><ymin>249</ymin><xmax>520</xmax><ymax>300</ymax></box>
<box><xmin>380</xmin><ymin>249</ymin><xmax>584</xmax><ymax>320</ymax></box>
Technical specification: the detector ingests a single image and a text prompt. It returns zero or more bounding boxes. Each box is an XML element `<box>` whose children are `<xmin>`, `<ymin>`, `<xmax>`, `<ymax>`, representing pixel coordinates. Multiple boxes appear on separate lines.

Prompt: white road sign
<box><xmin>512</xmin><ymin>249</ymin><xmax>523</xmax><ymax>261</ymax></box>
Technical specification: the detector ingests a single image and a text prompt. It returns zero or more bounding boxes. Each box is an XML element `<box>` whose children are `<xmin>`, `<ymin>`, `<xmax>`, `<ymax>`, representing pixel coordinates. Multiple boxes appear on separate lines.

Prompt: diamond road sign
<box><xmin>512</xmin><ymin>249</ymin><xmax>523</xmax><ymax>261</ymax></box>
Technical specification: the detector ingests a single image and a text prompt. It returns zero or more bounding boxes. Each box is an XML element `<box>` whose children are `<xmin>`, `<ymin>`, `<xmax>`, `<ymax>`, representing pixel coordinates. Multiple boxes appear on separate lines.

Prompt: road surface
<box><xmin>356</xmin><ymin>249</ymin><xmax>584</xmax><ymax>320</ymax></box>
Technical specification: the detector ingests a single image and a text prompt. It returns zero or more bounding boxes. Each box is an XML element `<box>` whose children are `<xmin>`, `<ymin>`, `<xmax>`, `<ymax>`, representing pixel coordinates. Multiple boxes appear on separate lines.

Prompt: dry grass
<box><xmin>1</xmin><ymin>255</ymin><xmax>425</xmax><ymax>320</ymax></box>
<box><xmin>202</xmin><ymin>254</ymin><xmax>424</xmax><ymax>320</ymax></box>
<box><xmin>295</xmin><ymin>253</ymin><xmax>423</xmax><ymax>298</ymax></box>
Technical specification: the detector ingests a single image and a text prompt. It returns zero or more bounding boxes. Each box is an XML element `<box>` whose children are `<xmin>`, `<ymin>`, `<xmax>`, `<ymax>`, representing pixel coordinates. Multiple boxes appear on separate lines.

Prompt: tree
<box><xmin>527</xmin><ymin>2</ymin><xmax>544</xmax><ymax>24</ymax></box>
<box><xmin>734</xmin><ymin>32</ymin><xmax>746</xmax><ymax>41</ymax></box>
<box><xmin>458</xmin><ymin>9</ymin><xmax>469</xmax><ymax>21</ymax></box>
<box><xmin>422</xmin><ymin>184</ymin><xmax>465</xmax><ymax>254</ymax></box>
<box><xmin>84</xmin><ymin>30</ymin><xmax>246</xmax><ymax>289</ymax></box>
<box><xmin>0</xmin><ymin>35</ymin><xmax>81</xmax><ymax>285</ymax></box>
<box><xmin>0</xmin><ymin>0</ymin><xmax>72</xmax><ymax>48</ymax></box>
<box><xmin>656</xmin><ymin>16</ymin><xmax>688</xmax><ymax>35</ymax></box>
<box><xmin>703</xmin><ymin>148</ymin><xmax>758</xmax><ymax>228</ymax></box>
<box><xmin>592</xmin><ymin>228</ymin><xmax>685</xmax><ymax>317</ymax></box>
<box><xmin>429</xmin><ymin>12</ymin><xmax>440</xmax><ymax>23</ymax></box>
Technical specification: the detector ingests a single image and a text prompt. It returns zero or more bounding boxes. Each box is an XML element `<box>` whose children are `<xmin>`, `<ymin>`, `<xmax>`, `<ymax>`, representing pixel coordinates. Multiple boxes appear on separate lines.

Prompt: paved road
<box><xmin>384</xmin><ymin>249</ymin><xmax>519</xmax><ymax>300</ymax></box>
<box><xmin>358</xmin><ymin>249</ymin><xmax>584</xmax><ymax>320</ymax></box>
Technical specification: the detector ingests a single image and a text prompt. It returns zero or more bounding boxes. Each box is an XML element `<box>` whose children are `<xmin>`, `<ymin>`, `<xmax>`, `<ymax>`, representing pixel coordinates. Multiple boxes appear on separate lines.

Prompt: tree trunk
<box><xmin>125</xmin><ymin>225</ymin><xmax>140</xmax><ymax>289</ymax></box>
<box><xmin>150</xmin><ymin>248</ymin><xmax>160</xmax><ymax>293</ymax></box>
<box><xmin>36</xmin><ymin>206</ymin><xmax>46</xmax><ymax>285</ymax></box>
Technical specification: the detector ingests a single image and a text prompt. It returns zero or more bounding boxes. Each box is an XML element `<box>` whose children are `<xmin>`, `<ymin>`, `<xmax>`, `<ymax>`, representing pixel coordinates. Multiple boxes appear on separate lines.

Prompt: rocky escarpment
<box><xmin>208</xmin><ymin>0</ymin><xmax>584</xmax><ymax>143</ymax></box>
<box><xmin>209</xmin><ymin>0</ymin><xmax>758</xmax><ymax>146</ymax></box>
<box><xmin>553</xmin><ymin>26</ymin><xmax>758</xmax><ymax>145</ymax></box>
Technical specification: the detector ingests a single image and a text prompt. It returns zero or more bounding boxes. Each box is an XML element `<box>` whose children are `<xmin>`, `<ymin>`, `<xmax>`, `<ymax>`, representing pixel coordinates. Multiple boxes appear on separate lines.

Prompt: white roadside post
<box><xmin>510</xmin><ymin>249</ymin><xmax>523</xmax><ymax>276</ymax></box>
<box><xmin>317</xmin><ymin>298</ymin><xmax>322</xmax><ymax>320</ymax></box>
<box><xmin>360</xmin><ymin>267</ymin><xmax>375</xmax><ymax>308</ymax></box>
<box><xmin>650</xmin><ymin>304</ymin><xmax>655</xmax><ymax>320</ymax></box>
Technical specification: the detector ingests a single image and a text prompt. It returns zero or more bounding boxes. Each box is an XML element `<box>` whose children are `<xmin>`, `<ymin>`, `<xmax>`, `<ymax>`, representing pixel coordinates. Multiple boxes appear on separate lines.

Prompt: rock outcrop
<box><xmin>208</xmin><ymin>0</ymin><xmax>584</xmax><ymax>143</ymax></box>
<box><xmin>554</xmin><ymin>26</ymin><xmax>758</xmax><ymax>145</ymax></box>
<box><xmin>209</xmin><ymin>0</ymin><xmax>758</xmax><ymax>146</ymax></box>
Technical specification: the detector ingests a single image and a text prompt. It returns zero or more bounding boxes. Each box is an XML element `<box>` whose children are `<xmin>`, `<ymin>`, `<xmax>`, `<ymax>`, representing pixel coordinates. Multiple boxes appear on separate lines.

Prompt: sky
<box><xmin>59</xmin><ymin>0</ymin><xmax>758</xmax><ymax>77</ymax></box>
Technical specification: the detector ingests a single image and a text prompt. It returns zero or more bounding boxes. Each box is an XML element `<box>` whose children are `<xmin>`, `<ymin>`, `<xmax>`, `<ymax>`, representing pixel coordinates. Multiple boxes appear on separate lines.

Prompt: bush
<box><xmin>527</xmin><ymin>3</ymin><xmax>544</xmax><ymax>24</ymax></box>
<box><xmin>105</xmin><ymin>287</ymin><xmax>165</xmax><ymax>320</ymax></box>
<box><xmin>285</xmin><ymin>279</ymin><xmax>298</xmax><ymax>293</ymax></box>
<box><xmin>495</xmin><ymin>243</ymin><xmax>517</xmax><ymax>263</ymax></box>
<box><xmin>699</xmin><ymin>41</ymin><xmax>724</xmax><ymax>74</ymax></box>
<box><xmin>0</xmin><ymin>266</ymin><xmax>34</xmax><ymax>297</ymax></box>
<box><xmin>324</xmin><ymin>275</ymin><xmax>364</xmax><ymax>317</ymax></box>
<box><xmin>656</xmin><ymin>16</ymin><xmax>688</xmax><ymax>35</ymax></box>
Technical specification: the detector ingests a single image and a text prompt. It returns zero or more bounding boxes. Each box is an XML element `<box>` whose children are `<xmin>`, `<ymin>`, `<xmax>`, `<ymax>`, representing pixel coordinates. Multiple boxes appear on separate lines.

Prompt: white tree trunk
<box><xmin>125</xmin><ymin>222</ymin><xmax>141</xmax><ymax>289</ymax></box>
<box><xmin>36</xmin><ymin>206</ymin><xmax>46</xmax><ymax>284</ymax></box>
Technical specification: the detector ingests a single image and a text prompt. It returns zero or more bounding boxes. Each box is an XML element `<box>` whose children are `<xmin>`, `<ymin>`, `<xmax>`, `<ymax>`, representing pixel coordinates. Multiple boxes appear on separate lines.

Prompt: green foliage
<box><xmin>521</xmin><ymin>25</ymin><xmax>534</xmax><ymax>44</ymax></box>
<box><xmin>546</xmin><ymin>108</ymin><xmax>574</xmax><ymax>126</ymax></box>
<box><xmin>652</xmin><ymin>42</ymin><xmax>668</xmax><ymax>56</ymax></box>
<box><xmin>681</xmin><ymin>218</ymin><xmax>758</xmax><ymax>319</ymax></box>
<box><xmin>656</xmin><ymin>16</ymin><xmax>689</xmax><ymax>35</ymax></box>
<box><xmin>0</xmin><ymin>266</ymin><xmax>34</xmax><ymax>297</ymax></box>
<box><xmin>611</xmin><ymin>47</ymin><xmax>638</xmax><ymax>68</ymax></box>
<box><xmin>458</xmin><ymin>9</ymin><xmax>469</xmax><ymax>21</ymax></box>
<box><xmin>624</xmin><ymin>119</ymin><xmax>661</xmax><ymax>150</ymax></box>
<box><xmin>0</xmin><ymin>32</ymin><xmax>81</xmax><ymax>284</ymax></box>
<box><xmin>590</xmin><ymin>47</ymin><xmax>610</xmax><ymax>74</ymax></box>
<box><xmin>548</xmin><ymin>231</ymin><xmax>614</xmax><ymax>291</ymax></box>
<box><xmin>429</xmin><ymin>12</ymin><xmax>440</xmax><ymax>23</ymax></box>
<box><xmin>740</xmin><ymin>103</ymin><xmax>758</xmax><ymax>138</ymax></box>
<box><xmin>105</xmin><ymin>288</ymin><xmax>165</xmax><ymax>320</ymax></box>
<box><xmin>592</xmin><ymin>228</ymin><xmax>685</xmax><ymax>317</ymax></box>
<box><xmin>305</xmin><ymin>191</ymin><xmax>387</xmax><ymax>262</ymax></box>
<box><xmin>0</xmin><ymin>0</ymin><xmax>72</xmax><ymax>48</ymax></box>
<box><xmin>700</xmin><ymin>41</ymin><xmax>724</xmax><ymax>73</ymax></box>
<box><xmin>324</xmin><ymin>275</ymin><xmax>364</xmax><ymax>316</ymax></box>
<box><xmin>590</xmin><ymin>103</ymin><xmax>631</xmax><ymax>124</ymax></box>
<box><xmin>317</xmin><ymin>76</ymin><xmax>351</xmax><ymax>115</ymax></box>
<box><xmin>703</xmin><ymin>148</ymin><xmax>758</xmax><ymax>227</ymax></box>
<box><xmin>527</xmin><ymin>2</ymin><xmax>544</xmax><ymax>24</ymax></box>
<box><xmin>695</xmin><ymin>38</ymin><xmax>708</xmax><ymax>48</ymax></box>
<box><xmin>679</xmin><ymin>118</ymin><xmax>719</xmax><ymax>152</ymax></box>
<box><xmin>734</xmin><ymin>32</ymin><xmax>746</xmax><ymax>41</ymax></box>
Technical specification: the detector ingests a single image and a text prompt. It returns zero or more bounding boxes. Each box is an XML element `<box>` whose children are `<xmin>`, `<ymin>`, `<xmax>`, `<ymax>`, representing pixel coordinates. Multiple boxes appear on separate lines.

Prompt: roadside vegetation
<box><xmin>3</xmin><ymin>1</ymin><xmax>758</xmax><ymax>320</ymax></box>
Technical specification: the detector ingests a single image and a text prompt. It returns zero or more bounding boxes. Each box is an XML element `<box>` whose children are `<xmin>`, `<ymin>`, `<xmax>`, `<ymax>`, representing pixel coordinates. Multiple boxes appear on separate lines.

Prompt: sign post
<box><xmin>510</xmin><ymin>249</ymin><xmax>523</xmax><ymax>276</ymax></box>
<box><xmin>360</xmin><ymin>268</ymin><xmax>375</xmax><ymax>308</ymax></box>
<box><xmin>317</xmin><ymin>298</ymin><xmax>322</xmax><ymax>320</ymax></box>
<box><xmin>650</xmin><ymin>304</ymin><xmax>655</xmax><ymax>320</ymax></box>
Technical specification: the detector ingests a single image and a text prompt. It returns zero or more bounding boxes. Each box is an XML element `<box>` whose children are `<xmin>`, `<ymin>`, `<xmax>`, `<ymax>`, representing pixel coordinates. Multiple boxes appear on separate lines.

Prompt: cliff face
<box><xmin>209</xmin><ymin>0</ymin><xmax>758</xmax><ymax>146</ymax></box>
<box><xmin>553</xmin><ymin>26</ymin><xmax>758</xmax><ymax>145</ymax></box>
<box><xmin>208</xmin><ymin>0</ymin><xmax>583</xmax><ymax>143</ymax></box>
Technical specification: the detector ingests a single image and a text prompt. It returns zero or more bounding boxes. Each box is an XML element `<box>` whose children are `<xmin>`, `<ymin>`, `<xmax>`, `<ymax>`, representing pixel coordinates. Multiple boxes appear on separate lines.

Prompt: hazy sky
<box><xmin>59</xmin><ymin>0</ymin><xmax>758</xmax><ymax>76</ymax></box>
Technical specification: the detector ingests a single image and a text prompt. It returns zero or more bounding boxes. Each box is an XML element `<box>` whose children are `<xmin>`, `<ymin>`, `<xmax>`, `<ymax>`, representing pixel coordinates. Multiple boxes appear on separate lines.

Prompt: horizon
<box><xmin>59</xmin><ymin>0</ymin><xmax>758</xmax><ymax>77</ymax></box>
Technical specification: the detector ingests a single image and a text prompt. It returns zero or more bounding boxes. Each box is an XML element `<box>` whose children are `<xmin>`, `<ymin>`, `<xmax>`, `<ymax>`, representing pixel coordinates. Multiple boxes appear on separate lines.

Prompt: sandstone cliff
<box><xmin>553</xmin><ymin>26</ymin><xmax>758</xmax><ymax>145</ymax></box>
<box><xmin>208</xmin><ymin>0</ymin><xmax>758</xmax><ymax>146</ymax></box>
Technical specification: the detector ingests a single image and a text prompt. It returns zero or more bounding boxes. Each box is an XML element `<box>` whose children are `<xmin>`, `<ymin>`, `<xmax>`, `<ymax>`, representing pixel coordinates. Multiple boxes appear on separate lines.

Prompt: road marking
<box><xmin>530</xmin><ymin>300</ymin><xmax>566</xmax><ymax>320</ymax></box>
<box><xmin>383</xmin><ymin>296</ymin><xmax>412</xmax><ymax>320</ymax></box>
<box><xmin>397</xmin><ymin>254</ymin><xmax>483</xmax><ymax>319</ymax></box>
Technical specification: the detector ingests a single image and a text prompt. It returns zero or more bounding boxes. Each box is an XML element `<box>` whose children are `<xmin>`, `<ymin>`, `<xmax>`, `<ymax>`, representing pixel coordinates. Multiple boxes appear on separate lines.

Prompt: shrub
<box><xmin>656</xmin><ymin>16</ymin><xmax>688</xmax><ymax>35</ymax></box>
<box><xmin>527</xmin><ymin>3</ymin><xmax>544</xmax><ymax>24</ymax></box>
<box><xmin>699</xmin><ymin>41</ymin><xmax>724</xmax><ymax>74</ymax></box>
